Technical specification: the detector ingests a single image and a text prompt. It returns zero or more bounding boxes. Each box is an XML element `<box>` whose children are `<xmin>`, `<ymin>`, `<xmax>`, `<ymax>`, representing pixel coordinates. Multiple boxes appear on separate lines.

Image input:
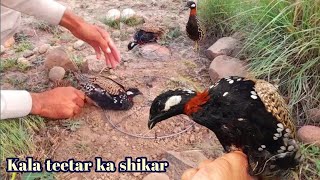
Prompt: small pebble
<box><xmin>38</xmin><ymin>44</ymin><xmax>50</xmax><ymax>54</ymax></box>
<box><xmin>48</xmin><ymin>66</ymin><xmax>66</xmax><ymax>82</ymax></box>
<box><xmin>73</xmin><ymin>40</ymin><xmax>85</xmax><ymax>50</ymax></box>
<box><xmin>23</xmin><ymin>50</ymin><xmax>34</xmax><ymax>58</ymax></box>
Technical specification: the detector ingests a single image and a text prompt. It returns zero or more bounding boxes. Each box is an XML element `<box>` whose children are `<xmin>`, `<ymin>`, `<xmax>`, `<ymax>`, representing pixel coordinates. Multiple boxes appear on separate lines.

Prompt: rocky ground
<box><xmin>1</xmin><ymin>0</ymin><xmax>319</xmax><ymax>179</ymax></box>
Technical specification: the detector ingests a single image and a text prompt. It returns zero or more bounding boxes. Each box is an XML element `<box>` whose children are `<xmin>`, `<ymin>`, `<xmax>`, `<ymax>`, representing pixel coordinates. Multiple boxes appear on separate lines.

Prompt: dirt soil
<box><xmin>1</xmin><ymin>0</ymin><xmax>223</xmax><ymax>179</ymax></box>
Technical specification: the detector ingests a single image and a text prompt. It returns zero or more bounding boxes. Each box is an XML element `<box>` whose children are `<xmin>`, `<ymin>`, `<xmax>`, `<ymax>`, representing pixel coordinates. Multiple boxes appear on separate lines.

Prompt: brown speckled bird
<box><xmin>73</xmin><ymin>73</ymin><xmax>142</xmax><ymax>110</ymax></box>
<box><xmin>185</xmin><ymin>1</ymin><xmax>205</xmax><ymax>51</ymax></box>
<box><xmin>128</xmin><ymin>23</ymin><xmax>165</xmax><ymax>50</ymax></box>
<box><xmin>148</xmin><ymin>76</ymin><xmax>301</xmax><ymax>179</ymax></box>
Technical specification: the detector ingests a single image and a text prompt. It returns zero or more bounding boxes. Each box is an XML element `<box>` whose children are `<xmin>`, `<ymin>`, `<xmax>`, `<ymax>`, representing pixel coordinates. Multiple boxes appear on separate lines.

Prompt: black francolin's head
<box><xmin>148</xmin><ymin>89</ymin><xmax>197</xmax><ymax>129</ymax></box>
<box><xmin>128</xmin><ymin>41</ymin><xmax>138</xmax><ymax>50</ymax></box>
<box><xmin>186</xmin><ymin>1</ymin><xmax>196</xmax><ymax>9</ymax></box>
<box><xmin>126</xmin><ymin>88</ymin><xmax>142</xmax><ymax>98</ymax></box>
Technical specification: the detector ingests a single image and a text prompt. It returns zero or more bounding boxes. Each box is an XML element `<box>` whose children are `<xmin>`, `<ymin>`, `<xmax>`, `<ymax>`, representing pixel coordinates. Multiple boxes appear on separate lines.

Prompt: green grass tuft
<box><xmin>0</xmin><ymin>116</ymin><xmax>45</xmax><ymax>178</ymax></box>
<box><xmin>299</xmin><ymin>144</ymin><xmax>320</xmax><ymax>179</ymax></box>
<box><xmin>0</xmin><ymin>58</ymin><xmax>17</xmax><ymax>72</ymax></box>
<box><xmin>14</xmin><ymin>41</ymin><xmax>33</xmax><ymax>53</ymax></box>
<box><xmin>122</xmin><ymin>16</ymin><xmax>145</xmax><ymax>26</ymax></box>
<box><xmin>33</xmin><ymin>21</ymin><xmax>62</xmax><ymax>35</ymax></box>
<box><xmin>0</xmin><ymin>58</ymin><xmax>31</xmax><ymax>73</ymax></box>
<box><xmin>102</xmin><ymin>18</ymin><xmax>120</xmax><ymax>29</ymax></box>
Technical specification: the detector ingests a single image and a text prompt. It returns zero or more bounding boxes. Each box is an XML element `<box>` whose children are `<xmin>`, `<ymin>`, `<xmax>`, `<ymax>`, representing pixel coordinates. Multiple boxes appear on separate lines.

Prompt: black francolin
<box><xmin>185</xmin><ymin>1</ymin><xmax>205</xmax><ymax>51</ymax></box>
<box><xmin>128</xmin><ymin>23</ymin><xmax>165</xmax><ymax>50</ymax></box>
<box><xmin>73</xmin><ymin>73</ymin><xmax>141</xmax><ymax>110</ymax></box>
<box><xmin>148</xmin><ymin>76</ymin><xmax>301</xmax><ymax>179</ymax></box>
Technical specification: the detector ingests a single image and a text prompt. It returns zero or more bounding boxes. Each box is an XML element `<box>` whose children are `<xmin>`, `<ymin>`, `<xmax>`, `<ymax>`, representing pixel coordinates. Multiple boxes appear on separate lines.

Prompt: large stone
<box><xmin>165</xmin><ymin>150</ymin><xmax>207</xmax><ymax>180</ymax></box>
<box><xmin>306</xmin><ymin>108</ymin><xmax>320</xmax><ymax>123</ymax></box>
<box><xmin>297</xmin><ymin>125</ymin><xmax>320</xmax><ymax>147</ymax></box>
<box><xmin>38</xmin><ymin>44</ymin><xmax>50</xmax><ymax>54</ymax></box>
<box><xmin>209</xmin><ymin>55</ymin><xmax>248</xmax><ymax>83</ymax></box>
<box><xmin>81</xmin><ymin>55</ymin><xmax>107</xmax><ymax>73</ymax></box>
<box><xmin>205</xmin><ymin>37</ymin><xmax>241</xmax><ymax>60</ymax></box>
<box><xmin>44</xmin><ymin>47</ymin><xmax>78</xmax><ymax>71</ymax></box>
<box><xmin>143</xmin><ymin>173</ymin><xmax>169</xmax><ymax>180</ymax></box>
<box><xmin>139</xmin><ymin>44</ymin><xmax>171</xmax><ymax>60</ymax></box>
<box><xmin>48</xmin><ymin>66</ymin><xmax>66</xmax><ymax>82</ymax></box>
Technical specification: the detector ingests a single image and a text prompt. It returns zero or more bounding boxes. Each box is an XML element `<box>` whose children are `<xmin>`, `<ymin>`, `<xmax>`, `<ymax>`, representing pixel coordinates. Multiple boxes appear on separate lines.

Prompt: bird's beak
<box><xmin>148</xmin><ymin>114</ymin><xmax>163</xmax><ymax>129</ymax></box>
<box><xmin>148</xmin><ymin>120</ymin><xmax>156</xmax><ymax>129</ymax></box>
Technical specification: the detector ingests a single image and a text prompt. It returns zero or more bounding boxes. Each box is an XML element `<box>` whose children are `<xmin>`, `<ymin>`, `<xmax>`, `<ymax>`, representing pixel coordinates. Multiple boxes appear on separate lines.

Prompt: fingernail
<box><xmin>106</xmin><ymin>48</ymin><xmax>111</xmax><ymax>53</ymax></box>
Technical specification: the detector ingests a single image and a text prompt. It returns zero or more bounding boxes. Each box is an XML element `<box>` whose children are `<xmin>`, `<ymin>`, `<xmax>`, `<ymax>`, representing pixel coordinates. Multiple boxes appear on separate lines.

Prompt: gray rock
<box><xmin>209</xmin><ymin>55</ymin><xmax>248</xmax><ymax>83</ymax></box>
<box><xmin>165</xmin><ymin>150</ymin><xmax>208</xmax><ymax>180</ymax></box>
<box><xmin>139</xmin><ymin>44</ymin><xmax>171</xmax><ymax>60</ymax></box>
<box><xmin>73</xmin><ymin>40</ymin><xmax>85</xmax><ymax>50</ymax></box>
<box><xmin>306</xmin><ymin>108</ymin><xmax>320</xmax><ymax>123</ymax></box>
<box><xmin>297</xmin><ymin>125</ymin><xmax>320</xmax><ymax>147</ymax></box>
<box><xmin>17</xmin><ymin>57</ymin><xmax>31</xmax><ymax>67</ymax></box>
<box><xmin>23</xmin><ymin>50</ymin><xmax>34</xmax><ymax>58</ymax></box>
<box><xmin>81</xmin><ymin>55</ymin><xmax>107</xmax><ymax>73</ymax></box>
<box><xmin>44</xmin><ymin>47</ymin><xmax>78</xmax><ymax>71</ymax></box>
<box><xmin>48</xmin><ymin>66</ymin><xmax>66</xmax><ymax>82</ymax></box>
<box><xmin>143</xmin><ymin>173</ymin><xmax>169</xmax><ymax>180</ymax></box>
<box><xmin>205</xmin><ymin>37</ymin><xmax>241</xmax><ymax>60</ymax></box>
<box><xmin>38</xmin><ymin>44</ymin><xmax>50</xmax><ymax>54</ymax></box>
<box><xmin>1</xmin><ymin>45</ymin><xmax>5</xmax><ymax>54</ymax></box>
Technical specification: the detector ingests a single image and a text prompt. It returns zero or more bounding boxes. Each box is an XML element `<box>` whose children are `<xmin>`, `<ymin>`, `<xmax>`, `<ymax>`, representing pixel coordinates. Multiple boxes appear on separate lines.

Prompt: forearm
<box><xmin>59</xmin><ymin>9</ymin><xmax>85</xmax><ymax>33</ymax></box>
<box><xmin>1</xmin><ymin>0</ymin><xmax>66</xmax><ymax>25</ymax></box>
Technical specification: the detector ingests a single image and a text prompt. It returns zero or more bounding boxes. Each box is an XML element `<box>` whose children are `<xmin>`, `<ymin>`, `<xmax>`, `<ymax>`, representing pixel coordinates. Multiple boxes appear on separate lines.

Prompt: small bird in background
<box><xmin>148</xmin><ymin>76</ymin><xmax>301</xmax><ymax>179</ymax></box>
<box><xmin>185</xmin><ymin>1</ymin><xmax>205</xmax><ymax>51</ymax></box>
<box><xmin>128</xmin><ymin>23</ymin><xmax>165</xmax><ymax>50</ymax></box>
<box><xmin>73</xmin><ymin>73</ymin><xmax>142</xmax><ymax>110</ymax></box>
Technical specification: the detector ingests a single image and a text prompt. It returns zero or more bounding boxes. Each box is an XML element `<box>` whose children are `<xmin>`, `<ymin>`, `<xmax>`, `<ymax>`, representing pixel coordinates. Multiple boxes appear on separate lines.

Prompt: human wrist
<box><xmin>59</xmin><ymin>9</ymin><xmax>85</xmax><ymax>34</ymax></box>
<box><xmin>30</xmin><ymin>93</ymin><xmax>43</xmax><ymax>115</ymax></box>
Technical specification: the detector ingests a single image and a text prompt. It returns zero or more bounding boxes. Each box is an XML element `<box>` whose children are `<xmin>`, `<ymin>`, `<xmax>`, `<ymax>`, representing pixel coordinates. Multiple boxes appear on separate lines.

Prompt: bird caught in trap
<box><xmin>128</xmin><ymin>23</ymin><xmax>165</xmax><ymax>50</ymax></box>
<box><xmin>73</xmin><ymin>73</ymin><xmax>142</xmax><ymax>110</ymax></box>
<box><xmin>185</xmin><ymin>1</ymin><xmax>205</xmax><ymax>52</ymax></box>
<box><xmin>148</xmin><ymin>76</ymin><xmax>301</xmax><ymax>179</ymax></box>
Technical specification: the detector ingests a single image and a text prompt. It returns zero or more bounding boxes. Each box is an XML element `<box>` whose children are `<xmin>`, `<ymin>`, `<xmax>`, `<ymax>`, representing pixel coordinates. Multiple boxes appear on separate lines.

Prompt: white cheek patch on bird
<box><xmin>191</xmin><ymin>4</ymin><xmax>196</xmax><ymax>8</ymax></box>
<box><xmin>127</xmin><ymin>91</ymin><xmax>134</xmax><ymax>95</ymax></box>
<box><xmin>163</xmin><ymin>95</ymin><xmax>182</xmax><ymax>111</ymax></box>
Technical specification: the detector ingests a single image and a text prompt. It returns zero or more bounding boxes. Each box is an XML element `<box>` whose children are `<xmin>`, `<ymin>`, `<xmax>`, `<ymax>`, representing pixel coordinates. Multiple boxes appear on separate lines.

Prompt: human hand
<box><xmin>182</xmin><ymin>151</ymin><xmax>253</xmax><ymax>180</ymax></box>
<box><xmin>30</xmin><ymin>87</ymin><xmax>85</xmax><ymax>119</ymax></box>
<box><xmin>59</xmin><ymin>10</ymin><xmax>121</xmax><ymax>68</ymax></box>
